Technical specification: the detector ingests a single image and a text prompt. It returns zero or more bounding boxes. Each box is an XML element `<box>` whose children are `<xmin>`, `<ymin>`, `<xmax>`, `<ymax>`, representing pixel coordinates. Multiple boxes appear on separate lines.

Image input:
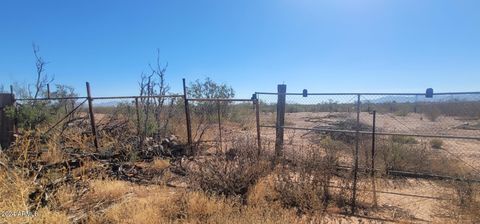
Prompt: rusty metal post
<box><xmin>371</xmin><ymin>110</ymin><xmax>378</xmax><ymax>207</ymax></box>
<box><xmin>351</xmin><ymin>94</ymin><xmax>361</xmax><ymax>214</ymax></box>
<box><xmin>217</xmin><ymin>100</ymin><xmax>222</xmax><ymax>151</ymax></box>
<box><xmin>183</xmin><ymin>78</ymin><xmax>193</xmax><ymax>145</ymax></box>
<box><xmin>86</xmin><ymin>82</ymin><xmax>99</xmax><ymax>149</ymax></box>
<box><xmin>47</xmin><ymin>84</ymin><xmax>50</xmax><ymax>99</ymax></box>
<box><xmin>135</xmin><ymin>97</ymin><xmax>141</xmax><ymax>136</ymax></box>
<box><xmin>275</xmin><ymin>84</ymin><xmax>286</xmax><ymax>159</ymax></box>
<box><xmin>255</xmin><ymin>97</ymin><xmax>262</xmax><ymax>155</ymax></box>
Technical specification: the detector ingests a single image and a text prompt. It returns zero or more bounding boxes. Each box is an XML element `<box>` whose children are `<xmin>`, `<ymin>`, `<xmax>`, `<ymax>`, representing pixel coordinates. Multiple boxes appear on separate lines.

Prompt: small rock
<box><xmin>169</xmin><ymin>135</ymin><xmax>178</xmax><ymax>142</ymax></box>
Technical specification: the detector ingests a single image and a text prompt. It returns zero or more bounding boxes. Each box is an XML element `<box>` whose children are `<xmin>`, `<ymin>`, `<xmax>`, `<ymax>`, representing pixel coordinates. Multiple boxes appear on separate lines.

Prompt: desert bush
<box><xmin>430</xmin><ymin>139</ymin><xmax>444</xmax><ymax>149</ymax></box>
<box><xmin>377</xmin><ymin>137</ymin><xmax>430</xmax><ymax>173</ymax></box>
<box><xmin>188</xmin><ymin>136</ymin><xmax>270</xmax><ymax>198</ymax></box>
<box><xmin>274</xmin><ymin>137</ymin><xmax>347</xmax><ymax>214</ymax></box>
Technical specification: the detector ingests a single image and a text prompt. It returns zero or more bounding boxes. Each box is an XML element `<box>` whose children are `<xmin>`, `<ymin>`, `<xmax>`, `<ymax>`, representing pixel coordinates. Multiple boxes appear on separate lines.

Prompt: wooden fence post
<box><xmin>86</xmin><ymin>82</ymin><xmax>99</xmax><ymax>149</ymax></box>
<box><xmin>0</xmin><ymin>93</ymin><xmax>14</xmax><ymax>149</ymax></box>
<box><xmin>275</xmin><ymin>84</ymin><xmax>286</xmax><ymax>159</ymax></box>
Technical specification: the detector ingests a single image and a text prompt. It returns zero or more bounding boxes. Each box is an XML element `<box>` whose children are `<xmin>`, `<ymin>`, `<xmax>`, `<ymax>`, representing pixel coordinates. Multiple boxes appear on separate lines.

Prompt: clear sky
<box><xmin>1</xmin><ymin>0</ymin><xmax>479</xmax><ymax>98</ymax></box>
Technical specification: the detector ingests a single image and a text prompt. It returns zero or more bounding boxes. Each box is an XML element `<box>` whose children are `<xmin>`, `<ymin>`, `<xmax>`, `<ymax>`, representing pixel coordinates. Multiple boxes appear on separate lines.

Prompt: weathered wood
<box><xmin>0</xmin><ymin>93</ymin><xmax>14</xmax><ymax>149</ymax></box>
<box><xmin>275</xmin><ymin>84</ymin><xmax>286</xmax><ymax>158</ymax></box>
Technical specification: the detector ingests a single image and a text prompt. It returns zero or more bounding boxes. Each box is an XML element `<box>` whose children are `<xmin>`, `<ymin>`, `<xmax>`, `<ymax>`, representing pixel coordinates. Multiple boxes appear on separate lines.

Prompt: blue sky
<box><xmin>1</xmin><ymin>0</ymin><xmax>479</xmax><ymax>98</ymax></box>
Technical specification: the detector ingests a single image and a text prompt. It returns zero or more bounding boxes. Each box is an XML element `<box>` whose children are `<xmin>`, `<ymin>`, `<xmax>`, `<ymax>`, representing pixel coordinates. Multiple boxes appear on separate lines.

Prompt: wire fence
<box><xmin>4</xmin><ymin>81</ymin><xmax>480</xmax><ymax>217</ymax></box>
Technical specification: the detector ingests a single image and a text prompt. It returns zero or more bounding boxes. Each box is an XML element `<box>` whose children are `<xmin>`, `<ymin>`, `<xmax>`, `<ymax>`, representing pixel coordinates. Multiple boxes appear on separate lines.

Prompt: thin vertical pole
<box><xmin>351</xmin><ymin>94</ymin><xmax>361</xmax><ymax>214</ymax></box>
<box><xmin>255</xmin><ymin>98</ymin><xmax>262</xmax><ymax>156</ymax></box>
<box><xmin>217</xmin><ymin>100</ymin><xmax>222</xmax><ymax>151</ymax></box>
<box><xmin>183</xmin><ymin>78</ymin><xmax>193</xmax><ymax>145</ymax></box>
<box><xmin>371</xmin><ymin>110</ymin><xmax>378</xmax><ymax>207</ymax></box>
<box><xmin>275</xmin><ymin>84</ymin><xmax>287</xmax><ymax>160</ymax></box>
<box><xmin>10</xmin><ymin>85</ymin><xmax>17</xmax><ymax>134</ymax></box>
<box><xmin>135</xmin><ymin>97</ymin><xmax>141</xmax><ymax>136</ymax></box>
<box><xmin>86</xmin><ymin>82</ymin><xmax>99</xmax><ymax>149</ymax></box>
<box><xmin>47</xmin><ymin>84</ymin><xmax>50</xmax><ymax>99</ymax></box>
<box><xmin>414</xmin><ymin>95</ymin><xmax>418</xmax><ymax>113</ymax></box>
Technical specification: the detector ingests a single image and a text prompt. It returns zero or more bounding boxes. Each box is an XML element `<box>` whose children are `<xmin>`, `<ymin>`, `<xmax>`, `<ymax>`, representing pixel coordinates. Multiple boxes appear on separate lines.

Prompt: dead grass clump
<box><xmin>437</xmin><ymin>182</ymin><xmax>480</xmax><ymax>223</ymax></box>
<box><xmin>275</xmin><ymin>137</ymin><xmax>347</xmax><ymax>214</ymax></box>
<box><xmin>91</xmin><ymin>183</ymin><xmax>303</xmax><ymax>224</ymax></box>
<box><xmin>377</xmin><ymin>137</ymin><xmax>430</xmax><ymax>173</ymax></box>
<box><xmin>188</xmin><ymin>137</ymin><xmax>270</xmax><ymax>198</ymax></box>
<box><xmin>0</xmin><ymin>166</ymin><xmax>70</xmax><ymax>224</ymax></box>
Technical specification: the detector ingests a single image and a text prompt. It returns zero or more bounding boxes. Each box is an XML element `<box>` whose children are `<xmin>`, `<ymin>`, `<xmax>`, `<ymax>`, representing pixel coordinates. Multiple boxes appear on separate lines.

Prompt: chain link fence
<box><xmin>257</xmin><ymin>89</ymin><xmax>480</xmax><ymax>216</ymax></box>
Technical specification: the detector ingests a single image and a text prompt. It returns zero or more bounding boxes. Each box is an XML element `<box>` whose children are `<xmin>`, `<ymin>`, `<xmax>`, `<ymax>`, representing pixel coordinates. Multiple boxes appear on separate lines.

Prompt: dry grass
<box><xmin>188</xmin><ymin>137</ymin><xmax>270</xmax><ymax>198</ymax></box>
<box><xmin>436</xmin><ymin>182</ymin><xmax>480</xmax><ymax>223</ymax></box>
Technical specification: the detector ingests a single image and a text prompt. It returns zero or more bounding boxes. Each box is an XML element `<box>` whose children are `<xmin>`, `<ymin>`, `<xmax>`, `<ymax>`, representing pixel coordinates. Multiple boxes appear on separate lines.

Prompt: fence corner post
<box><xmin>86</xmin><ymin>82</ymin><xmax>99</xmax><ymax>149</ymax></box>
<box><xmin>275</xmin><ymin>84</ymin><xmax>287</xmax><ymax>160</ymax></box>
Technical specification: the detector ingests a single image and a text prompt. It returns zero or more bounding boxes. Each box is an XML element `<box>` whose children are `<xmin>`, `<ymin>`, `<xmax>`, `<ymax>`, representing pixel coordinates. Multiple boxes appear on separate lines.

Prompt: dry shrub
<box><xmin>275</xmin><ymin>137</ymin><xmax>347</xmax><ymax>214</ymax></box>
<box><xmin>0</xmin><ymin>166</ymin><xmax>69</xmax><ymax>224</ymax></box>
<box><xmin>84</xmin><ymin>181</ymin><xmax>303</xmax><ymax>224</ymax></box>
<box><xmin>437</xmin><ymin>182</ymin><xmax>480</xmax><ymax>223</ymax></box>
<box><xmin>377</xmin><ymin>136</ymin><xmax>432</xmax><ymax>173</ymax></box>
<box><xmin>430</xmin><ymin>139</ymin><xmax>444</xmax><ymax>149</ymax></box>
<box><xmin>377</xmin><ymin>136</ymin><xmax>468</xmax><ymax>177</ymax></box>
<box><xmin>188</xmin><ymin>136</ymin><xmax>270</xmax><ymax>198</ymax></box>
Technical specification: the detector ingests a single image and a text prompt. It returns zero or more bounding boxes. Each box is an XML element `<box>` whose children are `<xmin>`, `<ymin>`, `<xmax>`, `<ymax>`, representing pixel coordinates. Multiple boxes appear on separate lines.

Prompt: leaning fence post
<box><xmin>183</xmin><ymin>79</ymin><xmax>193</xmax><ymax>146</ymax></box>
<box><xmin>351</xmin><ymin>94</ymin><xmax>361</xmax><ymax>214</ymax></box>
<box><xmin>275</xmin><ymin>84</ymin><xmax>286</xmax><ymax>159</ymax></box>
<box><xmin>254</xmin><ymin>95</ymin><xmax>262</xmax><ymax>155</ymax></box>
<box><xmin>86</xmin><ymin>82</ymin><xmax>99</xmax><ymax>149</ymax></box>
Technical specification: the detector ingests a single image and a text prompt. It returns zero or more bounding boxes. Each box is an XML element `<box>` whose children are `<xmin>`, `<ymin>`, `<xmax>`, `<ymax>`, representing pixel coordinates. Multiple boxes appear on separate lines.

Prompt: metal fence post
<box><xmin>183</xmin><ymin>78</ymin><xmax>193</xmax><ymax>145</ymax></box>
<box><xmin>86</xmin><ymin>82</ymin><xmax>99</xmax><ymax>149</ymax></box>
<box><xmin>351</xmin><ymin>94</ymin><xmax>361</xmax><ymax>214</ymax></box>
<box><xmin>217</xmin><ymin>100</ymin><xmax>223</xmax><ymax>151</ymax></box>
<box><xmin>371</xmin><ymin>110</ymin><xmax>378</xmax><ymax>207</ymax></box>
<box><xmin>275</xmin><ymin>84</ymin><xmax>287</xmax><ymax>159</ymax></box>
<box><xmin>47</xmin><ymin>83</ymin><xmax>51</xmax><ymax>99</ymax></box>
<box><xmin>254</xmin><ymin>97</ymin><xmax>262</xmax><ymax>155</ymax></box>
<box><xmin>135</xmin><ymin>97</ymin><xmax>141</xmax><ymax>136</ymax></box>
